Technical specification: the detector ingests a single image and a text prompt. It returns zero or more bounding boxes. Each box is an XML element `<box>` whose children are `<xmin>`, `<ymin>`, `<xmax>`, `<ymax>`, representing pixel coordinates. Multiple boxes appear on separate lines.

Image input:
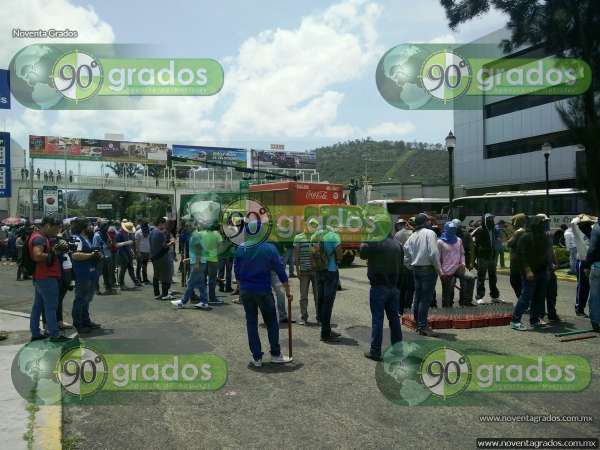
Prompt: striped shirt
<box><xmin>293</xmin><ymin>232</ymin><xmax>313</xmax><ymax>272</ymax></box>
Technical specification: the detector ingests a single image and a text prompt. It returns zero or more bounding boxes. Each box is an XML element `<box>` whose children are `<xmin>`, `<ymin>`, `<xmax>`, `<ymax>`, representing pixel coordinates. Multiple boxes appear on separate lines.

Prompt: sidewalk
<box><xmin>0</xmin><ymin>310</ymin><xmax>62</xmax><ymax>450</ymax></box>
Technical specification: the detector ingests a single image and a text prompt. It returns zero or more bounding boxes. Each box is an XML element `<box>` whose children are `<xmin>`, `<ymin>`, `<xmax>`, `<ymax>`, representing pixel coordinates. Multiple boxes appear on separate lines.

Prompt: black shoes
<box><xmin>364</xmin><ymin>352</ymin><xmax>383</xmax><ymax>362</ymax></box>
<box><xmin>575</xmin><ymin>311</ymin><xmax>589</xmax><ymax>318</ymax></box>
<box><xmin>417</xmin><ymin>327</ymin><xmax>439</xmax><ymax>337</ymax></box>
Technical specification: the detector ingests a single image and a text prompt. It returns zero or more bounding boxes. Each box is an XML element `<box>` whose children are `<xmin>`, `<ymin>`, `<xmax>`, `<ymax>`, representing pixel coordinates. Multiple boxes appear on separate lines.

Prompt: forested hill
<box><xmin>314</xmin><ymin>139</ymin><xmax>449</xmax><ymax>185</ymax></box>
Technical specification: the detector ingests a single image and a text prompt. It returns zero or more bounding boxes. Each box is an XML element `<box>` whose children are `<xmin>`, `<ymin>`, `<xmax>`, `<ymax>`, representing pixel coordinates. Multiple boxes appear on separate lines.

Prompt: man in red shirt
<box><xmin>29</xmin><ymin>216</ymin><xmax>72</xmax><ymax>342</ymax></box>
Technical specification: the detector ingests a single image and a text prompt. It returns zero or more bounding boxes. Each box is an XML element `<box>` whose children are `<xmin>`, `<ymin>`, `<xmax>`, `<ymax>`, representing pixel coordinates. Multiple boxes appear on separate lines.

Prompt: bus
<box><xmin>451</xmin><ymin>188</ymin><xmax>591</xmax><ymax>229</ymax></box>
<box><xmin>366</xmin><ymin>198</ymin><xmax>449</xmax><ymax>224</ymax></box>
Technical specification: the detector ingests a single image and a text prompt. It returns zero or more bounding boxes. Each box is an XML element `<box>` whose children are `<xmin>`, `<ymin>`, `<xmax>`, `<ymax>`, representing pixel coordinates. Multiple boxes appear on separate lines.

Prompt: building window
<box><xmin>484</xmin><ymin>130</ymin><xmax>577</xmax><ymax>159</ymax></box>
<box><xmin>484</xmin><ymin>94</ymin><xmax>573</xmax><ymax>119</ymax></box>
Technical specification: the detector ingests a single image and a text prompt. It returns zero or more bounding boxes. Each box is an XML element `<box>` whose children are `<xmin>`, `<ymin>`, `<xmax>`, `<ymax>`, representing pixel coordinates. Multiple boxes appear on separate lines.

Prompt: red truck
<box><xmin>248</xmin><ymin>181</ymin><xmax>363</xmax><ymax>266</ymax></box>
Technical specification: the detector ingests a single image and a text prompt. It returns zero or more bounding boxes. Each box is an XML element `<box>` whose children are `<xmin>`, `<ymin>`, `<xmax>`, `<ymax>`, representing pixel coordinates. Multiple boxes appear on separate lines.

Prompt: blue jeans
<box><xmin>370</xmin><ymin>286</ymin><xmax>402</xmax><ymax>356</ymax></box>
<box><xmin>72</xmin><ymin>279</ymin><xmax>96</xmax><ymax>328</ymax></box>
<box><xmin>182</xmin><ymin>267</ymin><xmax>206</xmax><ymax>305</ymax></box>
<box><xmin>512</xmin><ymin>269</ymin><xmax>548</xmax><ymax>325</ymax></box>
<box><xmin>317</xmin><ymin>270</ymin><xmax>339</xmax><ymax>338</ymax></box>
<box><xmin>31</xmin><ymin>278</ymin><xmax>60</xmax><ymax>338</ymax></box>
<box><xmin>241</xmin><ymin>291</ymin><xmax>281</xmax><ymax>360</ymax></box>
<box><xmin>284</xmin><ymin>248</ymin><xmax>295</xmax><ymax>275</ymax></box>
<box><xmin>412</xmin><ymin>267</ymin><xmax>438</xmax><ymax>330</ymax></box>
<box><xmin>201</xmin><ymin>262</ymin><xmax>218</xmax><ymax>303</ymax></box>
<box><xmin>589</xmin><ymin>265</ymin><xmax>600</xmax><ymax>325</ymax></box>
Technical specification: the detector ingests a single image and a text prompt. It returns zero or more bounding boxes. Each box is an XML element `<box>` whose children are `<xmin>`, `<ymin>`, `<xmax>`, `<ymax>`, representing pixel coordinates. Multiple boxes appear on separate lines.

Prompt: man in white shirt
<box><xmin>134</xmin><ymin>220</ymin><xmax>151</xmax><ymax>284</ymax></box>
<box><xmin>403</xmin><ymin>213</ymin><xmax>442</xmax><ymax>336</ymax></box>
<box><xmin>564</xmin><ymin>225</ymin><xmax>577</xmax><ymax>275</ymax></box>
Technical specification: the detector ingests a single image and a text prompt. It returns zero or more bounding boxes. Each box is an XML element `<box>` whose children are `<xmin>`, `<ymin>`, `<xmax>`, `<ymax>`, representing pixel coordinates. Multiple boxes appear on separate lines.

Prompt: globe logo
<box><xmin>419</xmin><ymin>51</ymin><xmax>471</xmax><ymax>102</ymax></box>
<box><xmin>57</xmin><ymin>344</ymin><xmax>108</xmax><ymax>398</ymax></box>
<box><xmin>51</xmin><ymin>50</ymin><xmax>103</xmax><ymax>102</ymax></box>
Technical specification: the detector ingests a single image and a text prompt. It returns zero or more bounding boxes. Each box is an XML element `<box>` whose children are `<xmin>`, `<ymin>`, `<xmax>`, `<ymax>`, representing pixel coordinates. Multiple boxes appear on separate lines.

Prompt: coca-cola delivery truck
<box><xmin>248</xmin><ymin>181</ymin><xmax>364</xmax><ymax>266</ymax></box>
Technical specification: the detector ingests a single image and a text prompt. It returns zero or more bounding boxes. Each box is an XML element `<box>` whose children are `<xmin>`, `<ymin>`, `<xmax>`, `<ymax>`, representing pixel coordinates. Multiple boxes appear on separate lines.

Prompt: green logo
<box><xmin>52</xmin><ymin>50</ymin><xmax>103</xmax><ymax>102</ymax></box>
<box><xmin>57</xmin><ymin>344</ymin><xmax>108</xmax><ymax>397</ymax></box>
<box><xmin>419</xmin><ymin>51</ymin><xmax>472</xmax><ymax>102</ymax></box>
<box><xmin>10</xmin><ymin>44</ymin><xmax>224</xmax><ymax>110</ymax></box>
<box><xmin>376</xmin><ymin>43</ymin><xmax>592</xmax><ymax>110</ymax></box>
<box><xmin>375</xmin><ymin>341</ymin><xmax>592</xmax><ymax>406</ymax></box>
<box><xmin>419</xmin><ymin>347</ymin><xmax>471</xmax><ymax>398</ymax></box>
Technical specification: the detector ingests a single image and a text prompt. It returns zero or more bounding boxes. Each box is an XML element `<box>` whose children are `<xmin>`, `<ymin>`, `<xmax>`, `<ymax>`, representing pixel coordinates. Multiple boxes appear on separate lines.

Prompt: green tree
<box><xmin>440</xmin><ymin>0</ymin><xmax>600</xmax><ymax>213</ymax></box>
<box><xmin>106</xmin><ymin>163</ymin><xmax>144</xmax><ymax>178</ymax></box>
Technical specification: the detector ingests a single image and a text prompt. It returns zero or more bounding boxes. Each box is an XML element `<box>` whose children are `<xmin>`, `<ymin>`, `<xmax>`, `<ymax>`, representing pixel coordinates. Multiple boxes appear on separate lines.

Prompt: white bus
<box><xmin>367</xmin><ymin>198</ymin><xmax>449</xmax><ymax>224</ymax></box>
<box><xmin>450</xmin><ymin>189</ymin><xmax>591</xmax><ymax>229</ymax></box>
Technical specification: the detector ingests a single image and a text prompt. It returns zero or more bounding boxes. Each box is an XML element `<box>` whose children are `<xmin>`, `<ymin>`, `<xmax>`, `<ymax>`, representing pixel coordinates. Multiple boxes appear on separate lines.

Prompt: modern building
<box><xmin>453</xmin><ymin>29</ymin><xmax>585</xmax><ymax>196</ymax></box>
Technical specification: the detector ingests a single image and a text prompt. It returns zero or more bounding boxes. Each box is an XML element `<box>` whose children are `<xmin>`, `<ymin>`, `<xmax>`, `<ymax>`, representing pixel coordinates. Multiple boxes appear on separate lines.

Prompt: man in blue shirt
<box><xmin>234</xmin><ymin>238</ymin><xmax>293</xmax><ymax>367</ymax></box>
<box><xmin>71</xmin><ymin>217</ymin><xmax>103</xmax><ymax>334</ymax></box>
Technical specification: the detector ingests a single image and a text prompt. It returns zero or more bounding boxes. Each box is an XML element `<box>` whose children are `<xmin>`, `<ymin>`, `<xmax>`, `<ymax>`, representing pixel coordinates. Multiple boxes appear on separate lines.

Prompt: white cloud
<box><xmin>219</xmin><ymin>0</ymin><xmax>383</xmax><ymax>140</ymax></box>
<box><xmin>366</xmin><ymin>121</ymin><xmax>416</xmax><ymax>138</ymax></box>
<box><xmin>0</xmin><ymin>0</ymin><xmax>114</xmax><ymax>67</ymax></box>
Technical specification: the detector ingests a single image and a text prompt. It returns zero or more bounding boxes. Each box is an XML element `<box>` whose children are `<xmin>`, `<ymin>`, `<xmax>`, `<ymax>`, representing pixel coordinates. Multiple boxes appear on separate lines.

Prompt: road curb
<box><xmin>33</xmin><ymin>404</ymin><xmax>62</xmax><ymax>450</ymax></box>
<box><xmin>496</xmin><ymin>269</ymin><xmax>576</xmax><ymax>283</ymax></box>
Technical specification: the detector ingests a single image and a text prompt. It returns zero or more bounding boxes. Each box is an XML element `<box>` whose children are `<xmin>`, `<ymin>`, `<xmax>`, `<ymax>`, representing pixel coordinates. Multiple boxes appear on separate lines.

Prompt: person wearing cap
<box><xmin>71</xmin><ymin>217</ymin><xmax>103</xmax><ymax>334</ymax></box>
<box><xmin>116</xmin><ymin>221</ymin><xmax>141</xmax><ymax>290</ymax></box>
<box><xmin>403</xmin><ymin>213</ymin><xmax>442</xmax><ymax>336</ymax></box>
<box><xmin>571</xmin><ymin>214</ymin><xmax>594</xmax><ymax>317</ymax></box>
<box><xmin>360</xmin><ymin>215</ymin><xmax>403</xmax><ymax>361</ymax></box>
<box><xmin>585</xmin><ymin>216</ymin><xmax>600</xmax><ymax>332</ymax></box>
<box><xmin>28</xmin><ymin>216</ymin><xmax>72</xmax><ymax>343</ymax></box>
<box><xmin>293</xmin><ymin>219</ymin><xmax>319</xmax><ymax>325</ymax></box>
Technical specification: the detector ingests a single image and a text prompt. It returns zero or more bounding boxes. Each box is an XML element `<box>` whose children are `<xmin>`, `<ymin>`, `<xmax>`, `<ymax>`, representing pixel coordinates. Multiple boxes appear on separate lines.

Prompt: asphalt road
<box><xmin>0</xmin><ymin>260</ymin><xmax>598</xmax><ymax>450</ymax></box>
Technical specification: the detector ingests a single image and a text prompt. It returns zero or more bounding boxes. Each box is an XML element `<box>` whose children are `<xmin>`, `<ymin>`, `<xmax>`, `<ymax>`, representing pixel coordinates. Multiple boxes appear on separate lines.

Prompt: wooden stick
<box><xmin>559</xmin><ymin>334</ymin><xmax>598</xmax><ymax>342</ymax></box>
<box><xmin>287</xmin><ymin>295</ymin><xmax>293</xmax><ymax>357</ymax></box>
<box><xmin>555</xmin><ymin>329</ymin><xmax>595</xmax><ymax>337</ymax></box>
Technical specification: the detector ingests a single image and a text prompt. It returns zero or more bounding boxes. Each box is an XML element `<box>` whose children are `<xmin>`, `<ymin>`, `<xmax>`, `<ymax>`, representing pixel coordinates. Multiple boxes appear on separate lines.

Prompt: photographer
<box><xmin>71</xmin><ymin>217</ymin><xmax>102</xmax><ymax>334</ymax></box>
<box><xmin>29</xmin><ymin>216</ymin><xmax>72</xmax><ymax>342</ymax></box>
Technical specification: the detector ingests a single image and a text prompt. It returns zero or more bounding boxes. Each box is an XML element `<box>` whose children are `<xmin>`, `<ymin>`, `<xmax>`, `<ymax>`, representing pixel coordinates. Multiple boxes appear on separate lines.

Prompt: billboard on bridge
<box><xmin>29</xmin><ymin>135</ymin><xmax>168</xmax><ymax>164</ymax></box>
<box><xmin>171</xmin><ymin>144</ymin><xmax>248</xmax><ymax>168</ymax></box>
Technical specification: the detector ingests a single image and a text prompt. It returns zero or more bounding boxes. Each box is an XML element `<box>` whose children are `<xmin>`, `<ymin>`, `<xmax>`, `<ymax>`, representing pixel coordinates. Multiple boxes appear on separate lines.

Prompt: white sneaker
<box><xmin>171</xmin><ymin>300</ymin><xmax>184</xmax><ymax>309</ymax></box>
<box><xmin>476</xmin><ymin>298</ymin><xmax>489</xmax><ymax>305</ymax></box>
<box><xmin>250</xmin><ymin>358</ymin><xmax>262</xmax><ymax>367</ymax></box>
<box><xmin>193</xmin><ymin>303</ymin><xmax>211</xmax><ymax>310</ymax></box>
<box><xmin>161</xmin><ymin>294</ymin><xmax>176</xmax><ymax>301</ymax></box>
<box><xmin>491</xmin><ymin>297</ymin><xmax>503</xmax><ymax>303</ymax></box>
<box><xmin>271</xmin><ymin>354</ymin><xmax>293</xmax><ymax>364</ymax></box>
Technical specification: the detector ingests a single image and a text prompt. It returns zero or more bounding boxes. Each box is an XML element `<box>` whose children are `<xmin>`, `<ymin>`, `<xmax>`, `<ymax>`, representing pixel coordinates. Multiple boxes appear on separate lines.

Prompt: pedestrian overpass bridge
<box><xmin>9</xmin><ymin>167</ymin><xmax>321</xmax><ymax>217</ymax></box>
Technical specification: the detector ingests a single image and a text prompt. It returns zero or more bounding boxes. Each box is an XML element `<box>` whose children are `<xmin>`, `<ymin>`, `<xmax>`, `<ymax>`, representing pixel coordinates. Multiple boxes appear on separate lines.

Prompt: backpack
<box><xmin>311</xmin><ymin>242</ymin><xmax>329</xmax><ymax>272</ymax></box>
<box><xmin>22</xmin><ymin>233</ymin><xmax>41</xmax><ymax>277</ymax></box>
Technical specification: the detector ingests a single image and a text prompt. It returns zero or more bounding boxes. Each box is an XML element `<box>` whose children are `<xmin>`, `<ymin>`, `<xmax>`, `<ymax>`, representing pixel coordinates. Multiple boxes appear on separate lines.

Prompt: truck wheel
<box><xmin>340</xmin><ymin>254</ymin><xmax>355</xmax><ymax>267</ymax></box>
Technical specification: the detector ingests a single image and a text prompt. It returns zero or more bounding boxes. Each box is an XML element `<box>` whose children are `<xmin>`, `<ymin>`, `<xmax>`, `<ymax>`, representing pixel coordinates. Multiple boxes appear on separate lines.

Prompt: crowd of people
<box><xmin>12</xmin><ymin>207</ymin><xmax>600</xmax><ymax>366</ymax></box>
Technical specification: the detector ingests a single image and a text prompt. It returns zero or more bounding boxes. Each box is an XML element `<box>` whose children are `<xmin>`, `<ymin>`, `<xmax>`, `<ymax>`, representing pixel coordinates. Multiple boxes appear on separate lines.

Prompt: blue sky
<box><xmin>1</xmin><ymin>0</ymin><xmax>508</xmax><ymax>157</ymax></box>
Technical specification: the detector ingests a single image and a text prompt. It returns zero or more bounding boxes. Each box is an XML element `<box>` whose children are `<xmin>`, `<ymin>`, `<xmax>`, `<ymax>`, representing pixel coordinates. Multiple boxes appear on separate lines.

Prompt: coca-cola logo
<box><xmin>305</xmin><ymin>191</ymin><xmax>328</xmax><ymax>200</ymax></box>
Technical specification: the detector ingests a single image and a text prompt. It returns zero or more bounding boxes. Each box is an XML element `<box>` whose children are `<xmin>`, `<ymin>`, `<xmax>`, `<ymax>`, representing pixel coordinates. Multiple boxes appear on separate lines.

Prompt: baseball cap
<box><xmin>536</xmin><ymin>213</ymin><xmax>550</xmax><ymax>221</ymax></box>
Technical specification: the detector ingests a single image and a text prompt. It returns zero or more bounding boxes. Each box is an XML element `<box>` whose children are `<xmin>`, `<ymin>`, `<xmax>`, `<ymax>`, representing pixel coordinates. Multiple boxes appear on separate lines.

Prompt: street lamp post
<box><xmin>445</xmin><ymin>131</ymin><xmax>456</xmax><ymax>219</ymax></box>
<box><xmin>542</xmin><ymin>142</ymin><xmax>552</xmax><ymax>216</ymax></box>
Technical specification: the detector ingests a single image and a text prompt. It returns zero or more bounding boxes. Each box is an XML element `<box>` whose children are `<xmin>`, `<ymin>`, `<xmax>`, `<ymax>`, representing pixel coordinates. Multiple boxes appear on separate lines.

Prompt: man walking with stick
<box><xmin>234</xmin><ymin>235</ymin><xmax>293</xmax><ymax>367</ymax></box>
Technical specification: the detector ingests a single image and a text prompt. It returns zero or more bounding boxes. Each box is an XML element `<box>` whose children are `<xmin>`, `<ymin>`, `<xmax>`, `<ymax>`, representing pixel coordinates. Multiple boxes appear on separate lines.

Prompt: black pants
<box><xmin>317</xmin><ymin>270</ymin><xmax>339</xmax><ymax>339</ymax></box>
<box><xmin>398</xmin><ymin>268</ymin><xmax>414</xmax><ymax>312</ymax></box>
<box><xmin>153</xmin><ymin>277</ymin><xmax>171</xmax><ymax>298</ymax></box>
<box><xmin>543</xmin><ymin>270</ymin><xmax>558</xmax><ymax>319</ymax></box>
<box><xmin>510</xmin><ymin>267</ymin><xmax>522</xmax><ymax>299</ymax></box>
<box><xmin>576</xmin><ymin>260</ymin><xmax>590</xmax><ymax>313</ymax></box>
<box><xmin>476</xmin><ymin>256</ymin><xmax>500</xmax><ymax>299</ymax></box>
<box><xmin>136</xmin><ymin>253</ymin><xmax>149</xmax><ymax>282</ymax></box>
<box><xmin>102</xmin><ymin>257</ymin><xmax>116</xmax><ymax>291</ymax></box>
<box><xmin>118</xmin><ymin>255</ymin><xmax>138</xmax><ymax>287</ymax></box>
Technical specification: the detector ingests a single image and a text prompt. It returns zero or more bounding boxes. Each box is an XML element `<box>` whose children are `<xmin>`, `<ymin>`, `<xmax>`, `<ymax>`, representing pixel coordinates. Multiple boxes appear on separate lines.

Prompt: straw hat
<box><xmin>121</xmin><ymin>221</ymin><xmax>135</xmax><ymax>233</ymax></box>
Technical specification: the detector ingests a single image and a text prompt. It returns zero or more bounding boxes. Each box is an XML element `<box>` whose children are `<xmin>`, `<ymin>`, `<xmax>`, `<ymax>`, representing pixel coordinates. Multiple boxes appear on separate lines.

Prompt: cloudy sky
<box><xmin>0</xmin><ymin>0</ymin><xmax>508</xmax><ymax>152</ymax></box>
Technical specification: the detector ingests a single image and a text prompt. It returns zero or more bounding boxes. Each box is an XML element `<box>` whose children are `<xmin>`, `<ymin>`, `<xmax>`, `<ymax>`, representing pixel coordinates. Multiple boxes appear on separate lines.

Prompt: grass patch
<box><xmin>62</xmin><ymin>434</ymin><xmax>82</xmax><ymax>450</ymax></box>
<box><xmin>23</xmin><ymin>402</ymin><xmax>39</xmax><ymax>450</ymax></box>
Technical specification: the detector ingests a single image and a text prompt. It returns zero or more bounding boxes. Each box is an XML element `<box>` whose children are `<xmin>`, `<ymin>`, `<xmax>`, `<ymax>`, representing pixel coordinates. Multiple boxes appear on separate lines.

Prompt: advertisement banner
<box><xmin>172</xmin><ymin>145</ymin><xmax>247</xmax><ymax>168</ymax></box>
<box><xmin>251</xmin><ymin>149</ymin><xmax>316</xmax><ymax>170</ymax></box>
<box><xmin>43</xmin><ymin>186</ymin><xmax>59</xmax><ymax>216</ymax></box>
<box><xmin>0</xmin><ymin>69</ymin><xmax>10</xmax><ymax>109</ymax></box>
<box><xmin>29</xmin><ymin>135</ymin><xmax>168</xmax><ymax>164</ymax></box>
<box><xmin>0</xmin><ymin>132</ymin><xmax>11</xmax><ymax>198</ymax></box>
